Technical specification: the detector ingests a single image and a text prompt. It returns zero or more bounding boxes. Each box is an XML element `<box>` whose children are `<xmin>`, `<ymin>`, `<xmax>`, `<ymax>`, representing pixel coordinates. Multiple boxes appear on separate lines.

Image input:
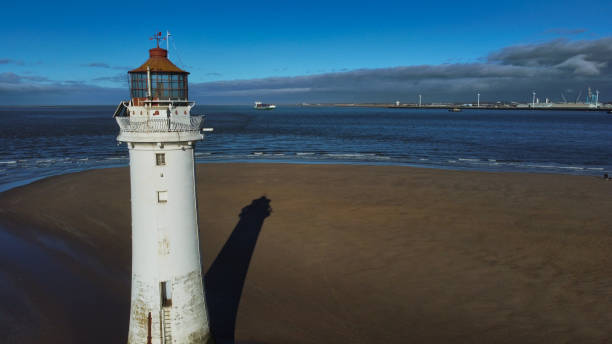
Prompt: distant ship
<box><xmin>254</xmin><ymin>101</ymin><xmax>276</xmax><ymax>110</ymax></box>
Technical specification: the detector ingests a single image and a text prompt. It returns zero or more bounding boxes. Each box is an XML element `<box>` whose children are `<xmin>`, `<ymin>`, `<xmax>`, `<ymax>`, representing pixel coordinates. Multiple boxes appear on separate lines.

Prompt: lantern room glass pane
<box><xmin>129</xmin><ymin>72</ymin><xmax>188</xmax><ymax>100</ymax></box>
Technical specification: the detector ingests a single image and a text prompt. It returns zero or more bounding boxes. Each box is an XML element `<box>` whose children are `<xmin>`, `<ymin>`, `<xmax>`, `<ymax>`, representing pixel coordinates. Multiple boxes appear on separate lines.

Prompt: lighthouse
<box><xmin>114</xmin><ymin>33</ymin><xmax>213</xmax><ymax>344</ymax></box>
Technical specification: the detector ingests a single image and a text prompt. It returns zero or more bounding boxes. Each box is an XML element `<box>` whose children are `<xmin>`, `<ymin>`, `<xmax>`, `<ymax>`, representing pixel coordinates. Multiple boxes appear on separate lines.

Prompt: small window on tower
<box><xmin>156</xmin><ymin>153</ymin><xmax>166</xmax><ymax>166</ymax></box>
<box><xmin>157</xmin><ymin>191</ymin><xmax>168</xmax><ymax>203</ymax></box>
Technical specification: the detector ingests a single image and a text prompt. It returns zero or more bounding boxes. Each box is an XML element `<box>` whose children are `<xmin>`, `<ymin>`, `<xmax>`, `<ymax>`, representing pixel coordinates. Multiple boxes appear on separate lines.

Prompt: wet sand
<box><xmin>1</xmin><ymin>163</ymin><xmax>612</xmax><ymax>343</ymax></box>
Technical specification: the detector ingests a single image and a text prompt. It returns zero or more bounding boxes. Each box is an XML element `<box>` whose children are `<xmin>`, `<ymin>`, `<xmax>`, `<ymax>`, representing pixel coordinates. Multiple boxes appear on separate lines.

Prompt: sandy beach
<box><xmin>1</xmin><ymin>163</ymin><xmax>612</xmax><ymax>343</ymax></box>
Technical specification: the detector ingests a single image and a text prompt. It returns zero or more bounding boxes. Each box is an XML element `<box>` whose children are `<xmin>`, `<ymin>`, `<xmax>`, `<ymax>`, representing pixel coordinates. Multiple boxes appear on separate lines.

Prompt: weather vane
<box><xmin>149</xmin><ymin>32</ymin><xmax>166</xmax><ymax>48</ymax></box>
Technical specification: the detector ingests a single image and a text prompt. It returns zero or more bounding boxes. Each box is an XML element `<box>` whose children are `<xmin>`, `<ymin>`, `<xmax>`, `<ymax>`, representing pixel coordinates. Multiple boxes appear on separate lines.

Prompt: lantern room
<box><xmin>128</xmin><ymin>38</ymin><xmax>189</xmax><ymax>104</ymax></box>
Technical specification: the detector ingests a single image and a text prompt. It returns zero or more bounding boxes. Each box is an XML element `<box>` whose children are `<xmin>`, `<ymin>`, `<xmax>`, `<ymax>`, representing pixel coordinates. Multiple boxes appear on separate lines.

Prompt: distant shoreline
<box><xmin>1</xmin><ymin>104</ymin><xmax>610</xmax><ymax>111</ymax></box>
<box><xmin>301</xmin><ymin>103</ymin><xmax>612</xmax><ymax>111</ymax></box>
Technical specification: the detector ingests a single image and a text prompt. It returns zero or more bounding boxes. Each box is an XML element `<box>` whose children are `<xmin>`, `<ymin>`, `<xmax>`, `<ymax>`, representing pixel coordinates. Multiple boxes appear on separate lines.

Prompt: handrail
<box><xmin>116</xmin><ymin>116</ymin><xmax>204</xmax><ymax>133</ymax></box>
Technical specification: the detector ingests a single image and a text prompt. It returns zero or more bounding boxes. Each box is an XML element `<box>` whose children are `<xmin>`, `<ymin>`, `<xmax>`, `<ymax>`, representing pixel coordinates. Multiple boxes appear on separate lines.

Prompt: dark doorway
<box><xmin>160</xmin><ymin>281</ymin><xmax>172</xmax><ymax>307</ymax></box>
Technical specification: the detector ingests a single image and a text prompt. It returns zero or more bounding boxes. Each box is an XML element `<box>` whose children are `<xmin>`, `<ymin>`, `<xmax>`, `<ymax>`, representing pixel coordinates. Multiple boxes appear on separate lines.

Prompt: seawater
<box><xmin>1</xmin><ymin>105</ymin><xmax>611</xmax><ymax>191</ymax></box>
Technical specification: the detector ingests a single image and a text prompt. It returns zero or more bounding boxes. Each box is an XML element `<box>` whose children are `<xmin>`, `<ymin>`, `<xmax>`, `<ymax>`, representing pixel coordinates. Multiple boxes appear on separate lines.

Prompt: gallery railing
<box><xmin>116</xmin><ymin>116</ymin><xmax>204</xmax><ymax>133</ymax></box>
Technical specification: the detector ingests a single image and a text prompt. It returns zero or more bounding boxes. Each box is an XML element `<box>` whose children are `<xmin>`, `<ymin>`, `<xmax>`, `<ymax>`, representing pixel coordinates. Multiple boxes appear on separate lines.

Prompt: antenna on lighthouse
<box><xmin>166</xmin><ymin>30</ymin><xmax>172</xmax><ymax>54</ymax></box>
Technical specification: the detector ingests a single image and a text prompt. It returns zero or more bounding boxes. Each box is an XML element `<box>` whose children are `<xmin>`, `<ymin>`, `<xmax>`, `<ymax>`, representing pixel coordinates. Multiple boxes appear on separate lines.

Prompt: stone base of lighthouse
<box><xmin>126</xmin><ymin>141</ymin><xmax>210</xmax><ymax>344</ymax></box>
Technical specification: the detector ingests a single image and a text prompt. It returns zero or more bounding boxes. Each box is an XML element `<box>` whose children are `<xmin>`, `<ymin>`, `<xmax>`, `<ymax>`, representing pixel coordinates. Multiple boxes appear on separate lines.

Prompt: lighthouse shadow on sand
<box><xmin>205</xmin><ymin>196</ymin><xmax>272</xmax><ymax>344</ymax></box>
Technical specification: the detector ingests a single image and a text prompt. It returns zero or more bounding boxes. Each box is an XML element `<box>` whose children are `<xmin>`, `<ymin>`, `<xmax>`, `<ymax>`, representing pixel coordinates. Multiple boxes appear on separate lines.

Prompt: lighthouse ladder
<box><xmin>161</xmin><ymin>308</ymin><xmax>173</xmax><ymax>344</ymax></box>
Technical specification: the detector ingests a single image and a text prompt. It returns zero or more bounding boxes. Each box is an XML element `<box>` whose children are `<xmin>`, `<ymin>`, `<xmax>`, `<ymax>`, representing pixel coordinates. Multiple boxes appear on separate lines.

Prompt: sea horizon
<box><xmin>1</xmin><ymin>105</ymin><xmax>611</xmax><ymax>193</ymax></box>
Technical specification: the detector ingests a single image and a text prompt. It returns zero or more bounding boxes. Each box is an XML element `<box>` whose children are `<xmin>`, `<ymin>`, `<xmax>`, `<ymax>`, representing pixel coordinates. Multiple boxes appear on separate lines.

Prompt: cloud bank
<box><xmin>0</xmin><ymin>59</ymin><xmax>24</xmax><ymax>66</ymax></box>
<box><xmin>0</xmin><ymin>72</ymin><xmax>127</xmax><ymax>105</ymax></box>
<box><xmin>190</xmin><ymin>37</ymin><xmax>612</xmax><ymax>104</ymax></box>
<box><xmin>1</xmin><ymin>37</ymin><xmax>611</xmax><ymax>105</ymax></box>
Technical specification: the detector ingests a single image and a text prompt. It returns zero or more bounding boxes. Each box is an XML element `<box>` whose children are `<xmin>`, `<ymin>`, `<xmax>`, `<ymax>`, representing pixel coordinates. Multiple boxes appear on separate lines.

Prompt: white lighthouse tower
<box><xmin>114</xmin><ymin>33</ymin><xmax>213</xmax><ymax>344</ymax></box>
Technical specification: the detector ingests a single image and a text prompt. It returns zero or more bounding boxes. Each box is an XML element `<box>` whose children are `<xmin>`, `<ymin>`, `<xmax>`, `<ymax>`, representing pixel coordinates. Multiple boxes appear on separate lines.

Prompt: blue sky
<box><xmin>2</xmin><ymin>0</ymin><xmax>612</xmax><ymax>104</ymax></box>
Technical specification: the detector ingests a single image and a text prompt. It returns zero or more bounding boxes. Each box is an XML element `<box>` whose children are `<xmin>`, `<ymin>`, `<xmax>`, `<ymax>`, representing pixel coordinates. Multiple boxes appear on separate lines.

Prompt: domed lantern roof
<box><xmin>129</xmin><ymin>47</ymin><xmax>188</xmax><ymax>74</ymax></box>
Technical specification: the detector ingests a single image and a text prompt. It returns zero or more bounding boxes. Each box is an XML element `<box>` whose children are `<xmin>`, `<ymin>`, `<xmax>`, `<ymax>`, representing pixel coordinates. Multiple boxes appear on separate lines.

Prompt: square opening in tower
<box><xmin>156</xmin><ymin>153</ymin><xmax>166</xmax><ymax>166</ymax></box>
<box><xmin>157</xmin><ymin>191</ymin><xmax>168</xmax><ymax>203</ymax></box>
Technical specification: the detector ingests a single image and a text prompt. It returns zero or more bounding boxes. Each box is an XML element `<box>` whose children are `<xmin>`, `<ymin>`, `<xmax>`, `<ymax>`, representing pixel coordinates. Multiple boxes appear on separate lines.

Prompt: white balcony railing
<box><xmin>116</xmin><ymin>116</ymin><xmax>205</xmax><ymax>133</ymax></box>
